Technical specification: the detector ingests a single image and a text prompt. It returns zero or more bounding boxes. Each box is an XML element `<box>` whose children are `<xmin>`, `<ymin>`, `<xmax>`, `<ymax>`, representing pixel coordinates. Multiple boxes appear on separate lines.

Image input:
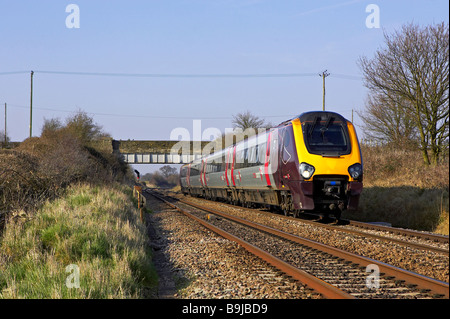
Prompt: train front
<box><xmin>292</xmin><ymin>111</ymin><xmax>363</xmax><ymax>219</ymax></box>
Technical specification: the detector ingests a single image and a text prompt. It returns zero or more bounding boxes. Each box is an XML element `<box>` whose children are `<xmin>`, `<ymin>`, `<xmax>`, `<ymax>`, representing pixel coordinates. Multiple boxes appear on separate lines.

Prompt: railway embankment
<box><xmin>0</xmin><ymin>112</ymin><xmax>131</xmax><ymax>232</ymax></box>
<box><xmin>0</xmin><ymin>112</ymin><xmax>158</xmax><ymax>298</ymax></box>
<box><xmin>345</xmin><ymin>145</ymin><xmax>449</xmax><ymax>234</ymax></box>
<box><xmin>0</xmin><ymin>183</ymin><xmax>157</xmax><ymax>298</ymax></box>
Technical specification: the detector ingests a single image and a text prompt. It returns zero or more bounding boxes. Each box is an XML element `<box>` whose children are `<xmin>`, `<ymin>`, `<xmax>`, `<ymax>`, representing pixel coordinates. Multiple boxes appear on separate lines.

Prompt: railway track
<box><xmin>166</xmin><ymin>190</ymin><xmax>449</xmax><ymax>256</ymax></box>
<box><xmin>176</xmin><ymin>194</ymin><xmax>449</xmax><ymax>283</ymax></box>
<box><xmin>143</xmin><ymin>190</ymin><xmax>323</xmax><ymax>299</ymax></box>
<box><xmin>147</xmin><ymin>189</ymin><xmax>449</xmax><ymax>299</ymax></box>
<box><xmin>345</xmin><ymin>219</ymin><xmax>449</xmax><ymax>246</ymax></box>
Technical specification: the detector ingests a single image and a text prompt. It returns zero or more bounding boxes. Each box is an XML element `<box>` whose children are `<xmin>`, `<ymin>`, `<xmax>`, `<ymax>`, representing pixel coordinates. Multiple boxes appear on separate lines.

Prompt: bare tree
<box><xmin>359</xmin><ymin>22</ymin><xmax>449</xmax><ymax>165</ymax></box>
<box><xmin>211</xmin><ymin>111</ymin><xmax>272</xmax><ymax>149</ymax></box>
<box><xmin>357</xmin><ymin>93</ymin><xmax>419</xmax><ymax>149</ymax></box>
<box><xmin>41</xmin><ymin>117</ymin><xmax>63</xmax><ymax>136</ymax></box>
<box><xmin>160</xmin><ymin>165</ymin><xmax>177</xmax><ymax>178</ymax></box>
<box><xmin>65</xmin><ymin>110</ymin><xmax>110</xmax><ymax>144</ymax></box>
<box><xmin>232</xmin><ymin>110</ymin><xmax>271</xmax><ymax>130</ymax></box>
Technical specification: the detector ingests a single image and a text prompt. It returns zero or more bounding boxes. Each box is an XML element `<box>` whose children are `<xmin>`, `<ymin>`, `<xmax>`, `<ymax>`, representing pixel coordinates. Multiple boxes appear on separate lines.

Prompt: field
<box><xmin>345</xmin><ymin>145</ymin><xmax>449</xmax><ymax>234</ymax></box>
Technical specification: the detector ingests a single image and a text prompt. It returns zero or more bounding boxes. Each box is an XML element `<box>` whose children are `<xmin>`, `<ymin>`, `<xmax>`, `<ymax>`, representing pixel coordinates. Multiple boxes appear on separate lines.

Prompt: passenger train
<box><xmin>180</xmin><ymin>111</ymin><xmax>363</xmax><ymax>220</ymax></box>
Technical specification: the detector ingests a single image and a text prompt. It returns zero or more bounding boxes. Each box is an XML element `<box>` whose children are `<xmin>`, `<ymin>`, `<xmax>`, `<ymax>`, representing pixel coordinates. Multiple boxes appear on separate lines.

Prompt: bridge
<box><xmin>111</xmin><ymin>139</ymin><xmax>212</xmax><ymax>164</ymax></box>
<box><xmin>2</xmin><ymin>138</ymin><xmax>215</xmax><ymax>165</ymax></box>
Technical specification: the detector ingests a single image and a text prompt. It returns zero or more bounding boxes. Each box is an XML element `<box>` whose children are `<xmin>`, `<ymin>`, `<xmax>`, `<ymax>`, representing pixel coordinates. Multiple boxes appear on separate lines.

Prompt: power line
<box><xmin>3</xmin><ymin>103</ymin><xmax>298</xmax><ymax>120</ymax></box>
<box><xmin>0</xmin><ymin>70</ymin><xmax>363</xmax><ymax>79</ymax></box>
<box><xmin>34</xmin><ymin>70</ymin><xmax>320</xmax><ymax>78</ymax></box>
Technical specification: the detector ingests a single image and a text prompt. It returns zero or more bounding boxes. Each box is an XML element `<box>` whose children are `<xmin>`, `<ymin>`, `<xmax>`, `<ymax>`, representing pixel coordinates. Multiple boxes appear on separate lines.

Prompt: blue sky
<box><xmin>0</xmin><ymin>0</ymin><xmax>448</xmax><ymax>173</ymax></box>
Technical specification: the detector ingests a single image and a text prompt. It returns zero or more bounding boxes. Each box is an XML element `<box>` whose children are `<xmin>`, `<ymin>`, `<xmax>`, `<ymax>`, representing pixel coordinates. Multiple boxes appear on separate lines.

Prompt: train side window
<box><xmin>221</xmin><ymin>154</ymin><xmax>226</xmax><ymax>171</ymax></box>
<box><xmin>236</xmin><ymin>148</ymin><xmax>244</xmax><ymax>169</ymax></box>
<box><xmin>258</xmin><ymin>143</ymin><xmax>266</xmax><ymax>164</ymax></box>
<box><xmin>192</xmin><ymin>165</ymin><xmax>201</xmax><ymax>176</ymax></box>
<box><xmin>283</xmin><ymin>130</ymin><xmax>290</xmax><ymax>147</ymax></box>
<box><xmin>244</xmin><ymin>148</ymin><xmax>249</xmax><ymax>168</ymax></box>
<box><xmin>248</xmin><ymin>146</ymin><xmax>257</xmax><ymax>166</ymax></box>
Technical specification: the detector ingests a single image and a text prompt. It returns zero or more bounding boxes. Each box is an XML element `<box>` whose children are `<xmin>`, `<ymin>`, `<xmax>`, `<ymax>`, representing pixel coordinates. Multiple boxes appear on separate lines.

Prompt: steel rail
<box><xmin>348</xmin><ymin>219</ymin><xmax>449</xmax><ymax>244</ymax></box>
<box><xmin>179</xmin><ymin>198</ymin><xmax>449</xmax><ymax>299</ymax></box>
<box><xmin>181</xmin><ymin>195</ymin><xmax>448</xmax><ymax>256</ymax></box>
<box><xmin>149</xmin><ymin>191</ymin><xmax>355</xmax><ymax>299</ymax></box>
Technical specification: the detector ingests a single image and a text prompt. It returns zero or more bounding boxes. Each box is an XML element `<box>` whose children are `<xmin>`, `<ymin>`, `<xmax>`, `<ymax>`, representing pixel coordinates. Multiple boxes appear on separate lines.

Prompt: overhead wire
<box><xmin>0</xmin><ymin>70</ymin><xmax>363</xmax><ymax>79</ymax></box>
<box><xmin>3</xmin><ymin>103</ymin><xmax>298</xmax><ymax>120</ymax></box>
<box><xmin>0</xmin><ymin>69</ymin><xmax>362</xmax><ymax>120</ymax></box>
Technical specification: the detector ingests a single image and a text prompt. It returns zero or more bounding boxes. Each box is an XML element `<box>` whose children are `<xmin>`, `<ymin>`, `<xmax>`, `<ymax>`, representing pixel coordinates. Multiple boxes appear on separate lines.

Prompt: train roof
<box><xmin>298</xmin><ymin>111</ymin><xmax>349</xmax><ymax>123</ymax></box>
<box><xmin>276</xmin><ymin>111</ymin><xmax>349</xmax><ymax>126</ymax></box>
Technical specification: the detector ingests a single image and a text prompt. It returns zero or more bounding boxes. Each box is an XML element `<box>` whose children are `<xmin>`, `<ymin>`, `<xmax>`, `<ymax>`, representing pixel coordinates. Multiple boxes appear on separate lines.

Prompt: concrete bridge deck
<box><xmin>112</xmin><ymin>139</ymin><xmax>212</xmax><ymax>164</ymax></box>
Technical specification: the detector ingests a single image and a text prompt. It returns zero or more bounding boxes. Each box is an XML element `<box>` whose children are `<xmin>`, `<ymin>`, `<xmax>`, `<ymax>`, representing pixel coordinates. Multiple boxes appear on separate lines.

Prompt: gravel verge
<box><xmin>144</xmin><ymin>194</ymin><xmax>322</xmax><ymax>299</ymax></box>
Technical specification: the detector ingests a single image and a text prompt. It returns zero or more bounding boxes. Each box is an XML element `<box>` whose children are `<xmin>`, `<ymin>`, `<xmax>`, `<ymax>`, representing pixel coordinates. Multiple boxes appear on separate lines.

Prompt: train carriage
<box><xmin>180</xmin><ymin>111</ymin><xmax>363</xmax><ymax>219</ymax></box>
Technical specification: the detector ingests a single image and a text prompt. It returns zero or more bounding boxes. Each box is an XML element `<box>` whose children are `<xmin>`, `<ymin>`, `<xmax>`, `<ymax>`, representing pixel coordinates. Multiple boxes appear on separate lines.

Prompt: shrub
<box><xmin>0</xmin><ymin>112</ymin><xmax>133</xmax><ymax>231</ymax></box>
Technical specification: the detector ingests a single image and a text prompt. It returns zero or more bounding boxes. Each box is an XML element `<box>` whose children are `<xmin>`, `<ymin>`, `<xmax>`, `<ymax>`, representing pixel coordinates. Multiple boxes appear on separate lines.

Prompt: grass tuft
<box><xmin>0</xmin><ymin>183</ymin><xmax>158</xmax><ymax>299</ymax></box>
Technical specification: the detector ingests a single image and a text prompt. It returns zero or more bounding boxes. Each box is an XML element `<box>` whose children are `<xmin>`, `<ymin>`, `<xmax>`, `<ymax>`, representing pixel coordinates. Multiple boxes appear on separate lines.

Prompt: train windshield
<box><xmin>302</xmin><ymin>116</ymin><xmax>351</xmax><ymax>156</ymax></box>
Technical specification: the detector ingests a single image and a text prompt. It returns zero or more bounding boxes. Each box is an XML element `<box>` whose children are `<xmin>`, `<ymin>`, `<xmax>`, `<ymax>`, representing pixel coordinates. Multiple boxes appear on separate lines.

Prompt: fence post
<box><xmin>134</xmin><ymin>186</ymin><xmax>144</xmax><ymax>223</ymax></box>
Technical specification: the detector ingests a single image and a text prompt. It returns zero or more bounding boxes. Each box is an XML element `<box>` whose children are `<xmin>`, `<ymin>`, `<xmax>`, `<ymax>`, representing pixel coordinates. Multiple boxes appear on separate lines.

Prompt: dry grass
<box><xmin>0</xmin><ymin>129</ymin><xmax>131</xmax><ymax>231</ymax></box>
<box><xmin>344</xmin><ymin>145</ymin><xmax>449</xmax><ymax>234</ymax></box>
<box><xmin>0</xmin><ymin>183</ymin><xmax>157</xmax><ymax>299</ymax></box>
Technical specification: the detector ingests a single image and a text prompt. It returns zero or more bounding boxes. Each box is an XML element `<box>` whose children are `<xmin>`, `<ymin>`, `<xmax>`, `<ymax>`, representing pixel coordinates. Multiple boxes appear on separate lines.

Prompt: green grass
<box><xmin>67</xmin><ymin>194</ymin><xmax>92</xmax><ymax>209</ymax></box>
<box><xmin>0</xmin><ymin>183</ymin><xmax>158</xmax><ymax>299</ymax></box>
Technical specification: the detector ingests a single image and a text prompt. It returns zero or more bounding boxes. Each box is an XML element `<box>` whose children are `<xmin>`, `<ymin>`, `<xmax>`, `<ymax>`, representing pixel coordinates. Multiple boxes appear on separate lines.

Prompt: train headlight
<box><xmin>299</xmin><ymin>163</ymin><xmax>315</xmax><ymax>180</ymax></box>
<box><xmin>348</xmin><ymin>163</ymin><xmax>362</xmax><ymax>180</ymax></box>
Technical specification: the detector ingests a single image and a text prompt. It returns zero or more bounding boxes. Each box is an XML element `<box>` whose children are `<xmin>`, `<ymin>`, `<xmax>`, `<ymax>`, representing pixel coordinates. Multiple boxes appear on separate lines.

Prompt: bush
<box><xmin>0</xmin><ymin>112</ymin><xmax>133</xmax><ymax>231</ymax></box>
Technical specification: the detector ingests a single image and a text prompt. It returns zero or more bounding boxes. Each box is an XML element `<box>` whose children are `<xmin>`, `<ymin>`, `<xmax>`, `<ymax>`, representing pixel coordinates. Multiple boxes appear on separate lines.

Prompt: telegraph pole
<box><xmin>30</xmin><ymin>71</ymin><xmax>34</xmax><ymax>138</ymax></box>
<box><xmin>4</xmin><ymin>103</ymin><xmax>6</xmax><ymax>145</ymax></box>
<box><xmin>319</xmin><ymin>70</ymin><xmax>330</xmax><ymax>111</ymax></box>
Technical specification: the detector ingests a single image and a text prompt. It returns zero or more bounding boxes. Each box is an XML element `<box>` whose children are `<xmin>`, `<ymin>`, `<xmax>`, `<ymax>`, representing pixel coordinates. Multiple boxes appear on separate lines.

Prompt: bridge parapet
<box><xmin>113</xmin><ymin>140</ymin><xmax>212</xmax><ymax>164</ymax></box>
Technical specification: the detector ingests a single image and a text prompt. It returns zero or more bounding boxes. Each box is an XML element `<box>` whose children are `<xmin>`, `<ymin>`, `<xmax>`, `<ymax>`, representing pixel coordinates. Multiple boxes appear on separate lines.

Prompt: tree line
<box><xmin>358</xmin><ymin>22</ymin><xmax>448</xmax><ymax>165</ymax></box>
<box><xmin>140</xmin><ymin>165</ymin><xmax>179</xmax><ymax>188</ymax></box>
